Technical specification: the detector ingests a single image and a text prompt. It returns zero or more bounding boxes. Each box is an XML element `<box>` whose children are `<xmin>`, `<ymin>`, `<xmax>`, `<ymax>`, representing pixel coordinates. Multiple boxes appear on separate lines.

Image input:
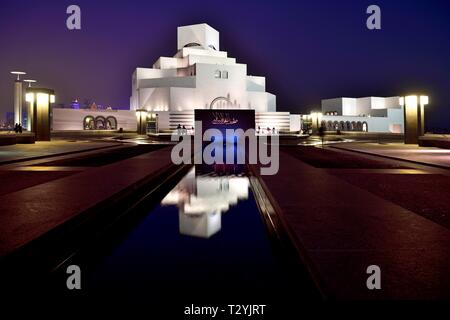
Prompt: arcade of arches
<box><xmin>321</xmin><ymin>120</ymin><xmax>368</xmax><ymax>132</ymax></box>
<box><xmin>83</xmin><ymin>115</ymin><xmax>118</xmax><ymax>130</ymax></box>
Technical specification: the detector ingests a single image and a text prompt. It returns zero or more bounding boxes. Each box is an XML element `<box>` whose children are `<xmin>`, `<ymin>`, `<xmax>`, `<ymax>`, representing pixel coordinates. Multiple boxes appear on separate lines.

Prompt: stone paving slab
<box><xmin>325</xmin><ymin>168</ymin><xmax>431</xmax><ymax>174</ymax></box>
<box><xmin>333</xmin><ymin>142</ymin><xmax>450</xmax><ymax>169</ymax></box>
<box><xmin>0</xmin><ymin>146</ymin><xmax>175</xmax><ymax>257</ymax></box>
<box><xmin>0</xmin><ymin>140</ymin><xmax>119</xmax><ymax>164</ymax></box>
<box><xmin>255</xmin><ymin>150</ymin><xmax>450</xmax><ymax>299</ymax></box>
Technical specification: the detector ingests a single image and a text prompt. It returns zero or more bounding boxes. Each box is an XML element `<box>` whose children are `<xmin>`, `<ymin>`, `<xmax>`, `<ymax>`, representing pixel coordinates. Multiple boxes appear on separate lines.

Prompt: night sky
<box><xmin>1</xmin><ymin>0</ymin><xmax>449</xmax><ymax>130</ymax></box>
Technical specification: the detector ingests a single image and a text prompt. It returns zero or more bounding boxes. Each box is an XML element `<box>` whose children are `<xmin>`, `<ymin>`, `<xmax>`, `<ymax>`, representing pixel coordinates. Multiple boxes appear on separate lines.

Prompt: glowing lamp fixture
<box><xmin>37</xmin><ymin>92</ymin><xmax>49</xmax><ymax>105</ymax></box>
<box><xmin>10</xmin><ymin>71</ymin><xmax>26</xmax><ymax>80</ymax></box>
<box><xmin>310</xmin><ymin>111</ymin><xmax>323</xmax><ymax>122</ymax></box>
<box><xmin>405</xmin><ymin>95</ymin><xmax>418</xmax><ymax>108</ymax></box>
<box><xmin>25</xmin><ymin>88</ymin><xmax>55</xmax><ymax>109</ymax></box>
<box><xmin>24</xmin><ymin>79</ymin><xmax>37</xmax><ymax>88</ymax></box>
<box><xmin>399</xmin><ymin>95</ymin><xmax>429</xmax><ymax>107</ymax></box>
<box><xmin>135</xmin><ymin>108</ymin><xmax>148</xmax><ymax>119</ymax></box>
<box><xmin>420</xmin><ymin>96</ymin><xmax>429</xmax><ymax>106</ymax></box>
<box><xmin>309</xmin><ymin>111</ymin><xmax>323</xmax><ymax>133</ymax></box>
<box><xmin>27</xmin><ymin>90</ymin><xmax>55</xmax><ymax>109</ymax></box>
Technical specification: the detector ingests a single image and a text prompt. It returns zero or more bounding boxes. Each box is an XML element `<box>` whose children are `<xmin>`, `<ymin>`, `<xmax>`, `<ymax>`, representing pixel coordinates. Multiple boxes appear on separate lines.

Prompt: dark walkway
<box><xmin>0</xmin><ymin>147</ymin><xmax>176</xmax><ymax>257</ymax></box>
<box><xmin>253</xmin><ymin>149</ymin><xmax>450</xmax><ymax>299</ymax></box>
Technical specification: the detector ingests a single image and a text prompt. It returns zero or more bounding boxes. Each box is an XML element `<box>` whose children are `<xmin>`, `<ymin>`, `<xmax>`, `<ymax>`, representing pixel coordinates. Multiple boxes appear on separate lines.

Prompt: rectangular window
<box><xmin>222</xmin><ymin>71</ymin><xmax>228</xmax><ymax>79</ymax></box>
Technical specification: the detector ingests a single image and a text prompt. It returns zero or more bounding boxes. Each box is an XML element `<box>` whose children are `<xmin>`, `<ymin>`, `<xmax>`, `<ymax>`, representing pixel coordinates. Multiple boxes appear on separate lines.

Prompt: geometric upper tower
<box><xmin>177</xmin><ymin>23</ymin><xmax>220</xmax><ymax>51</ymax></box>
<box><xmin>130</xmin><ymin>23</ymin><xmax>277</xmax><ymax>118</ymax></box>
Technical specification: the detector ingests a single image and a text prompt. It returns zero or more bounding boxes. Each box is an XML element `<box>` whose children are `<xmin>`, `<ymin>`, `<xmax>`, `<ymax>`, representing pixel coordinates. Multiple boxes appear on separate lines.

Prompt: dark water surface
<box><xmin>57</xmin><ymin>164</ymin><xmax>319</xmax><ymax>313</ymax></box>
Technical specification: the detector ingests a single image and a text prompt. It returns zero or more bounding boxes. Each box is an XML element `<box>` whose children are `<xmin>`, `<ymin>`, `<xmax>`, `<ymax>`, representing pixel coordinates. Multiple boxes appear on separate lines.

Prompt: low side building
<box><xmin>319</xmin><ymin>96</ymin><xmax>404</xmax><ymax>133</ymax></box>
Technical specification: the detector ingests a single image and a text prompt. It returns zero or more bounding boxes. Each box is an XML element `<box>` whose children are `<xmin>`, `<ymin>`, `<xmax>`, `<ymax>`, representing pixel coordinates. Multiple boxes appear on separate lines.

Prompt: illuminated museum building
<box><xmin>129</xmin><ymin>23</ymin><xmax>291</xmax><ymax>132</ymax></box>
<box><xmin>51</xmin><ymin>23</ymin><xmax>405</xmax><ymax>134</ymax></box>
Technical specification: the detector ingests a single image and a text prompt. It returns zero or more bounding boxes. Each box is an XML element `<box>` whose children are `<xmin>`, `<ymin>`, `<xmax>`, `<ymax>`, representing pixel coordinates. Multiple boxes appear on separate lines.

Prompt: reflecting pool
<box><xmin>79</xmin><ymin>164</ymin><xmax>318</xmax><ymax>307</ymax></box>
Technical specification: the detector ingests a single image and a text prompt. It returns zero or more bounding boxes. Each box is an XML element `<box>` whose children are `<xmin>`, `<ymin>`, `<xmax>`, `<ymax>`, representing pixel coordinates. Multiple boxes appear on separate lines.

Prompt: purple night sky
<box><xmin>0</xmin><ymin>0</ymin><xmax>449</xmax><ymax>130</ymax></box>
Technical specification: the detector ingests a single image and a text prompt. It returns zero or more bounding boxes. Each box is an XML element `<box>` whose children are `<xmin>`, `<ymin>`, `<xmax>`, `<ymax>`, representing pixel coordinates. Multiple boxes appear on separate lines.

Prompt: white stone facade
<box><xmin>130</xmin><ymin>23</ymin><xmax>277</xmax><ymax>131</ymax></box>
<box><xmin>52</xmin><ymin>108</ymin><xmax>137</xmax><ymax>131</ymax></box>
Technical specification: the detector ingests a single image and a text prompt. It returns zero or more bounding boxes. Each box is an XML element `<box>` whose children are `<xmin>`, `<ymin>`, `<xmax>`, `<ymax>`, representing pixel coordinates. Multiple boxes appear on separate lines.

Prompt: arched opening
<box><xmin>210</xmin><ymin>96</ymin><xmax>231</xmax><ymax>109</ymax></box>
<box><xmin>184</xmin><ymin>42</ymin><xmax>201</xmax><ymax>48</ymax></box>
<box><xmin>339</xmin><ymin>121</ymin><xmax>345</xmax><ymax>130</ymax></box>
<box><xmin>326</xmin><ymin>121</ymin><xmax>333</xmax><ymax>131</ymax></box>
<box><xmin>356</xmin><ymin>121</ymin><xmax>363</xmax><ymax>131</ymax></box>
<box><xmin>351</xmin><ymin>121</ymin><xmax>356</xmax><ymax>131</ymax></box>
<box><xmin>362</xmin><ymin>121</ymin><xmax>368</xmax><ymax>132</ymax></box>
<box><xmin>83</xmin><ymin>116</ymin><xmax>94</xmax><ymax>130</ymax></box>
<box><xmin>106</xmin><ymin>116</ymin><xmax>117</xmax><ymax>130</ymax></box>
<box><xmin>345</xmin><ymin>121</ymin><xmax>351</xmax><ymax>131</ymax></box>
<box><xmin>333</xmin><ymin>121</ymin><xmax>339</xmax><ymax>131</ymax></box>
<box><xmin>94</xmin><ymin>116</ymin><xmax>106</xmax><ymax>130</ymax></box>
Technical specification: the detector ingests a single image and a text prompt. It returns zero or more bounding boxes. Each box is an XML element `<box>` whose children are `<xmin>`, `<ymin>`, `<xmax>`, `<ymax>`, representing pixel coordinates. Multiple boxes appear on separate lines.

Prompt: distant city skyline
<box><xmin>1</xmin><ymin>0</ymin><xmax>449</xmax><ymax>130</ymax></box>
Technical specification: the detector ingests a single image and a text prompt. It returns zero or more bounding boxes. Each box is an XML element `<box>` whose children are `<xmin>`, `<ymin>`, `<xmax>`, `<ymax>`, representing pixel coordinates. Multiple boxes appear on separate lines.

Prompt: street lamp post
<box><xmin>24</xmin><ymin>79</ymin><xmax>37</xmax><ymax>88</ymax></box>
<box><xmin>10</xmin><ymin>71</ymin><xmax>27</xmax><ymax>126</ymax></box>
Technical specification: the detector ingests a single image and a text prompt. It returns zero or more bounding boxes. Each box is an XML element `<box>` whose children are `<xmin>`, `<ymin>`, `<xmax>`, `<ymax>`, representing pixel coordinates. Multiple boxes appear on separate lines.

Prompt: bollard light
<box><xmin>401</xmin><ymin>94</ymin><xmax>429</xmax><ymax>144</ymax></box>
<box><xmin>26</xmin><ymin>87</ymin><xmax>55</xmax><ymax>141</ymax></box>
<box><xmin>136</xmin><ymin>109</ymin><xmax>148</xmax><ymax>134</ymax></box>
<box><xmin>310</xmin><ymin>111</ymin><xmax>323</xmax><ymax>134</ymax></box>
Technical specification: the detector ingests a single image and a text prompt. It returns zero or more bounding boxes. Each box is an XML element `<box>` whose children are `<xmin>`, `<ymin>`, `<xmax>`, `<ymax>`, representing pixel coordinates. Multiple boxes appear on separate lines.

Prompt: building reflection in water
<box><xmin>161</xmin><ymin>166</ymin><xmax>249</xmax><ymax>238</ymax></box>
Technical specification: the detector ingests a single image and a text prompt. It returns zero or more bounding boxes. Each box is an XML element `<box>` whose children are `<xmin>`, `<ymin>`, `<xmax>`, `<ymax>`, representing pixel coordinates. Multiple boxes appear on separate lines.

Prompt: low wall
<box><xmin>0</xmin><ymin>133</ymin><xmax>35</xmax><ymax>146</ymax></box>
<box><xmin>52</xmin><ymin>108</ymin><xmax>137</xmax><ymax>131</ymax></box>
<box><xmin>419</xmin><ymin>135</ymin><xmax>450</xmax><ymax>149</ymax></box>
<box><xmin>324</xmin><ymin>131</ymin><xmax>403</xmax><ymax>140</ymax></box>
<box><xmin>51</xmin><ymin>130</ymin><xmax>136</xmax><ymax>136</ymax></box>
